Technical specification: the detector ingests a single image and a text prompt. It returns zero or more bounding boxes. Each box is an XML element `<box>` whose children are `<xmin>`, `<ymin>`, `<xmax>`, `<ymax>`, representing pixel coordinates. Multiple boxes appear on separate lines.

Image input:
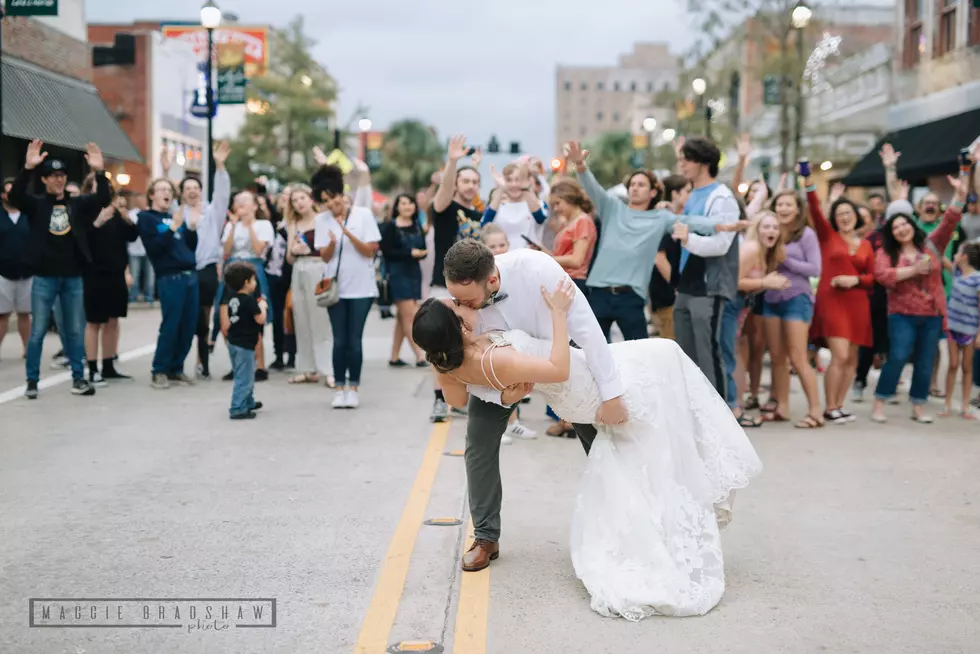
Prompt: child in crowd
<box><xmin>941</xmin><ymin>242</ymin><xmax>980</xmax><ymax>420</ymax></box>
<box><xmin>480</xmin><ymin>224</ymin><xmax>537</xmax><ymax>443</ymax></box>
<box><xmin>220</xmin><ymin>262</ymin><xmax>267</xmax><ymax>420</ymax></box>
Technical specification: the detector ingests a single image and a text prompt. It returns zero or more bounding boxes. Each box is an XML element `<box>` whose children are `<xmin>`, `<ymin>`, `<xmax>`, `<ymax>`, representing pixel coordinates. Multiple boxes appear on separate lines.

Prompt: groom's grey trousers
<box><xmin>466</xmin><ymin>396</ymin><xmax>596</xmax><ymax>542</ymax></box>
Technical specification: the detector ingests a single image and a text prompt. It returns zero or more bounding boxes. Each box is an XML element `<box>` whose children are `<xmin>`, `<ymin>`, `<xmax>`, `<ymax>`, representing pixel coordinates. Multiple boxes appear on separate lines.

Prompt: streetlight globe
<box><xmin>661</xmin><ymin>128</ymin><xmax>676</xmax><ymax>141</ymax></box>
<box><xmin>642</xmin><ymin>117</ymin><xmax>657</xmax><ymax>132</ymax></box>
<box><xmin>820</xmin><ymin>160</ymin><xmax>833</xmax><ymax>171</ymax></box>
<box><xmin>692</xmin><ymin>78</ymin><xmax>707</xmax><ymax>96</ymax></box>
<box><xmin>200</xmin><ymin>1</ymin><xmax>222</xmax><ymax>28</ymax></box>
<box><xmin>358</xmin><ymin>118</ymin><xmax>373</xmax><ymax>132</ymax></box>
<box><xmin>791</xmin><ymin>4</ymin><xmax>812</xmax><ymax>29</ymax></box>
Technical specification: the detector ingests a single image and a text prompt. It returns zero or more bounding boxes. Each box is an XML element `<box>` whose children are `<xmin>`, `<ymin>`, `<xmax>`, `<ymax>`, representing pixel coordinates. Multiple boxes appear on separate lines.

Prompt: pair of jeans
<box><xmin>128</xmin><ymin>254</ymin><xmax>155</xmax><ymax>302</ymax></box>
<box><xmin>26</xmin><ymin>276</ymin><xmax>85</xmax><ymax>381</ymax></box>
<box><xmin>327</xmin><ymin>297</ymin><xmax>373</xmax><ymax>386</ymax></box>
<box><xmin>211</xmin><ymin>257</ymin><xmax>271</xmax><ymax>344</ymax></box>
<box><xmin>153</xmin><ymin>272</ymin><xmax>199</xmax><ymax>376</ymax></box>
<box><xmin>268</xmin><ymin>273</ymin><xmax>294</xmax><ymax>361</ymax></box>
<box><xmin>874</xmin><ymin>314</ymin><xmax>944</xmax><ymax>405</ymax></box>
<box><xmin>720</xmin><ymin>295</ymin><xmax>744</xmax><ymax>409</ymax></box>
<box><xmin>228</xmin><ymin>343</ymin><xmax>257</xmax><ymax>417</ymax></box>
<box><xmin>586</xmin><ymin>287</ymin><xmax>647</xmax><ymax>342</ymax></box>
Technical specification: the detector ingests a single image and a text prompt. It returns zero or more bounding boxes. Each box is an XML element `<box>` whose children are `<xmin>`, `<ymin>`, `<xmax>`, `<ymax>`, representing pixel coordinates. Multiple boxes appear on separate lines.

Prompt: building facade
<box><xmin>554</xmin><ymin>43</ymin><xmax>679</xmax><ymax>154</ymax></box>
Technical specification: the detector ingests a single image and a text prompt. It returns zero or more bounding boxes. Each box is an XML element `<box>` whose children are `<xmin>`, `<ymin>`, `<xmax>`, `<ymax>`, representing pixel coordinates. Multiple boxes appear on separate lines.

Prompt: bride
<box><xmin>412</xmin><ymin>280</ymin><xmax>763</xmax><ymax>620</ymax></box>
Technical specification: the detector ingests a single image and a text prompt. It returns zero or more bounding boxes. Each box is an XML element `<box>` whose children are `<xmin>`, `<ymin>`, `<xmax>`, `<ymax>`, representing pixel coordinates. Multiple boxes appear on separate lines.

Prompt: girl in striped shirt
<box><xmin>941</xmin><ymin>242</ymin><xmax>980</xmax><ymax>419</ymax></box>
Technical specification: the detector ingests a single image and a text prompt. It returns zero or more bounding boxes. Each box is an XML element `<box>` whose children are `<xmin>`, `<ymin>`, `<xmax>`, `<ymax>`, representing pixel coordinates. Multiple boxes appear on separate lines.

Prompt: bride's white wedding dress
<box><xmin>497</xmin><ymin>329</ymin><xmax>762</xmax><ymax>621</ymax></box>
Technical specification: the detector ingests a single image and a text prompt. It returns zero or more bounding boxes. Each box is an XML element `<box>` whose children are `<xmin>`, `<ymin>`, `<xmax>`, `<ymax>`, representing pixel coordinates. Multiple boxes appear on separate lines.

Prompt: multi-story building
<box><xmin>0</xmin><ymin>0</ymin><xmax>140</xmax><ymax>182</ymax></box>
<box><xmin>554</xmin><ymin>43</ymin><xmax>679</xmax><ymax>154</ymax></box>
<box><xmin>845</xmin><ymin>1</ymin><xmax>980</xmax><ymax>192</ymax></box>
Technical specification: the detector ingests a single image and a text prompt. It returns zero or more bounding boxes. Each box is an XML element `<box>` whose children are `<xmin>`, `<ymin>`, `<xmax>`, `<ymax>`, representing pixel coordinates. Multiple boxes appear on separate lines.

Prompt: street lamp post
<box><xmin>642</xmin><ymin>116</ymin><xmax>657</xmax><ymax>169</ymax></box>
<box><xmin>358</xmin><ymin>117</ymin><xmax>372</xmax><ymax>161</ymax></box>
<box><xmin>692</xmin><ymin>78</ymin><xmax>711</xmax><ymax>141</ymax></box>
<box><xmin>201</xmin><ymin>1</ymin><xmax>222</xmax><ymax>202</ymax></box>
<box><xmin>791</xmin><ymin>3</ymin><xmax>812</xmax><ymax>175</ymax></box>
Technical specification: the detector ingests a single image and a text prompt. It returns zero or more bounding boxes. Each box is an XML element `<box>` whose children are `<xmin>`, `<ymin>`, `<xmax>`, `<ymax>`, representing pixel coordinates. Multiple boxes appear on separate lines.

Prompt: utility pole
<box><xmin>778</xmin><ymin>24</ymin><xmax>791</xmax><ymax>175</ymax></box>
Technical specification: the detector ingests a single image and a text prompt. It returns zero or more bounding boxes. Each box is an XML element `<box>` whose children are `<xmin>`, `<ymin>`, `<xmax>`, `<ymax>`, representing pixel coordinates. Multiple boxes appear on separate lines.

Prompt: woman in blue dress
<box><xmin>380</xmin><ymin>194</ymin><xmax>429</xmax><ymax>367</ymax></box>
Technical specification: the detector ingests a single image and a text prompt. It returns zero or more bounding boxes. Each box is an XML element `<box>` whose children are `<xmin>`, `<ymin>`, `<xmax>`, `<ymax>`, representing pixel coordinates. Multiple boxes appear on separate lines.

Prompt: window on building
<box><xmin>630</xmin><ymin>81</ymin><xmax>637</xmax><ymax>92</ymax></box>
<box><xmin>613</xmin><ymin>81</ymin><xmax>621</xmax><ymax>91</ymax></box>
<box><xmin>580</xmin><ymin>126</ymin><xmax>587</xmax><ymax>137</ymax></box>
<box><xmin>935</xmin><ymin>0</ymin><xmax>958</xmax><ymax>58</ymax></box>
<box><xmin>580</xmin><ymin>81</ymin><xmax>588</xmax><ymax>90</ymax></box>
<box><xmin>597</xmin><ymin>81</ymin><xmax>604</xmax><ymax>91</ymax></box>
<box><xmin>970</xmin><ymin>3</ymin><xmax>980</xmax><ymax>46</ymax></box>
<box><xmin>596</xmin><ymin>111</ymin><xmax>604</xmax><ymax>121</ymax></box>
<box><xmin>904</xmin><ymin>0</ymin><xmax>925</xmax><ymax>67</ymax></box>
<box><xmin>564</xmin><ymin>80</ymin><xmax>572</xmax><ymax>91</ymax></box>
<box><xmin>662</xmin><ymin>82</ymin><xmax>670</xmax><ymax>92</ymax></box>
<box><xmin>647</xmin><ymin>81</ymin><xmax>654</xmax><ymax>92</ymax></box>
<box><xmin>612</xmin><ymin>112</ymin><xmax>620</xmax><ymax>123</ymax></box>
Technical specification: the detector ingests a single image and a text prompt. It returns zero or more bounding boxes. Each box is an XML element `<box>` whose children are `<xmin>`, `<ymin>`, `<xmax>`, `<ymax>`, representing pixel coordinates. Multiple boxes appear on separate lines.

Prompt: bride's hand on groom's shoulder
<box><xmin>502</xmin><ymin>382</ymin><xmax>534</xmax><ymax>405</ymax></box>
<box><xmin>596</xmin><ymin>397</ymin><xmax>629</xmax><ymax>426</ymax></box>
<box><xmin>541</xmin><ymin>279</ymin><xmax>576</xmax><ymax>314</ymax></box>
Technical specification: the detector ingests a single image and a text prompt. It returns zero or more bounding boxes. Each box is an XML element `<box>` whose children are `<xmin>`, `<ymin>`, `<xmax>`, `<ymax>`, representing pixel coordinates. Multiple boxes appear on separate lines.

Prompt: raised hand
<box><xmin>84</xmin><ymin>143</ymin><xmax>105</xmax><ymax>171</ymax></box>
<box><xmin>736</xmin><ymin>133</ymin><xmax>752</xmax><ymax>159</ymax></box>
<box><xmin>489</xmin><ymin>164</ymin><xmax>507</xmax><ymax>189</ymax></box>
<box><xmin>25</xmin><ymin>139</ymin><xmax>48</xmax><ymax>170</ymax></box>
<box><xmin>879</xmin><ymin>143</ymin><xmax>900</xmax><ymax>168</ymax></box>
<box><xmin>312</xmin><ymin>145</ymin><xmax>328</xmax><ymax>166</ymax></box>
<box><xmin>673</xmin><ymin>135</ymin><xmax>686</xmax><ymax>160</ymax></box>
<box><xmin>777</xmin><ymin>172</ymin><xmax>789</xmax><ymax>191</ymax></box>
<box><xmin>830</xmin><ymin>182</ymin><xmax>846</xmax><ymax>203</ymax></box>
<box><xmin>948</xmin><ymin>172</ymin><xmax>970</xmax><ymax>204</ymax></box>
<box><xmin>160</xmin><ymin>145</ymin><xmax>173</xmax><ymax>173</ymax></box>
<box><xmin>447</xmin><ymin>134</ymin><xmax>468</xmax><ymax>162</ymax></box>
<box><xmin>566</xmin><ymin>141</ymin><xmax>590</xmax><ymax>169</ymax></box>
<box><xmin>541</xmin><ymin>278</ymin><xmax>576</xmax><ymax>314</ymax></box>
<box><xmin>213</xmin><ymin>141</ymin><xmax>231</xmax><ymax>168</ymax></box>
<box><xmin>470</xmin><ymin>148</ymin><xmax>483</xmax><ymax>168</ymax></box>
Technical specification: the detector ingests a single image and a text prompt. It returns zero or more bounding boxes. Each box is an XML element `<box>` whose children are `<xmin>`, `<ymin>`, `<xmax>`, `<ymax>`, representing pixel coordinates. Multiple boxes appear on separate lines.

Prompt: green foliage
<box><xmin>225</xmin><ymin>15</ymin><xmax>338</xmax><ymax>188</ymax></box>
<box><xmin>583</xmin><ymin>132</ymin><xmax>636</xmax><ymax>188</ymax></box>
<box><xmin>370</xmin><ymin>119</ymin><xmax>445</xmax><ymax>194</ymax></box>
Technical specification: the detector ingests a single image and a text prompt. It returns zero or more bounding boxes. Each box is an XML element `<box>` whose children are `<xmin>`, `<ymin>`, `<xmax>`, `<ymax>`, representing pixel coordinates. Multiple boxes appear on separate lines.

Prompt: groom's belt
<box><xmin>597</xmin><ymin>285</ymin><xmax>633</xmax><ymax>295</ymax></box>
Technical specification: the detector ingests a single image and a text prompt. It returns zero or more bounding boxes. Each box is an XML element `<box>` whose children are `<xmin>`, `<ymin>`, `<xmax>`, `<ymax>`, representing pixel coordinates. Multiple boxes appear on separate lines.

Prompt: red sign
<box><xmin>161</xmin><ymin>25</ymin><xmax>269</xmax><ymax>77</ymax></box>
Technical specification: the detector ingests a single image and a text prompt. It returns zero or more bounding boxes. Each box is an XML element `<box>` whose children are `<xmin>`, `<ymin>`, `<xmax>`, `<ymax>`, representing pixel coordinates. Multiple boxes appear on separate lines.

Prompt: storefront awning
<box><xmin>843</xmin><ymin>107</ymin><xmax>980</xmax><ymax>187</ymax></box>
<box><xmin>1</xmin><ymin>57</ymin><xmax>143</xmax><ymax>163</ymax></box>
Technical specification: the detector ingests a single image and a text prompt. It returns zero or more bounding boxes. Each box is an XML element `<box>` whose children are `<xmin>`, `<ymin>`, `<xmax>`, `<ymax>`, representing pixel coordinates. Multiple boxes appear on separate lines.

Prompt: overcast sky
<box><xmin>87</xmin><ymin>0</ymin><xmax>696</xmax><ymax>160</ymax></box>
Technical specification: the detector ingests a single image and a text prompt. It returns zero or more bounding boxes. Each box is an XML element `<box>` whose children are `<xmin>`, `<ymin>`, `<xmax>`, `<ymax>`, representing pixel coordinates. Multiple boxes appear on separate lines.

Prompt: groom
<box><xmin>443</xmin><ymin>239</ymin><xmax>628</xmax><ymax>572</ymax></box>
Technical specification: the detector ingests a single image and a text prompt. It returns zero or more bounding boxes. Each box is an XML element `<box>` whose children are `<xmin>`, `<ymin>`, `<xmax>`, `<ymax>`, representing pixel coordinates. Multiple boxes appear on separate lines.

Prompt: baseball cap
<box><xmin>41</xmin><ymin>158</ymin><xmax>67</xmax><ymax>175</ymax></box>
<box><xmin>885</xmin><ymin>199</ymin><xmax>914</xmax><ymax>221</ymax></box>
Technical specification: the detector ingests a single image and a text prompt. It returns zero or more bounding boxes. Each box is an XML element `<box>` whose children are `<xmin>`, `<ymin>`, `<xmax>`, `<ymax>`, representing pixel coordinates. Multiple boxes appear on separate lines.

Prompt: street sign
<box><xmin>190</xmin><ymin>88</ymin><xmax>216</xmax><ymax>119</ymax></box>
<box><xmin>763</xmin><ymin>75</ymin><xmax>781</xmax><ymax>106</ymax></box>
<box><xmin>5</xmin><ymin>0</ymin><xmax>58</xmax><ymax>16</ymax></box>
<box><xmin>326</xmin><ymin>149</ymin><xmax>354</xmax><ymax>175</ymax></box>
<box><xmin>629</xmin><ymin>150</ymin><xmax>645</xmax><ymax>169</ymax></box>
<box><xmin>217</xmin><ymin>65</ymin><xmax>247</xmax><ymax>104</ymax></box>
<box><xmin>632</xmin><ymin>134</ymin><xmax>649</xmax><ymax>149</ymax></box>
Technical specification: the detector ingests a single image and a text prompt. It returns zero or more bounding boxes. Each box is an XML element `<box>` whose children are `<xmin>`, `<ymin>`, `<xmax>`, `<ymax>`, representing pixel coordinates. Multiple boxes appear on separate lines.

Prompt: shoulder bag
<box><xmin>315</xmin><ymin>211</ymin><xmax>348</xmax><ymax>308</ymax></box>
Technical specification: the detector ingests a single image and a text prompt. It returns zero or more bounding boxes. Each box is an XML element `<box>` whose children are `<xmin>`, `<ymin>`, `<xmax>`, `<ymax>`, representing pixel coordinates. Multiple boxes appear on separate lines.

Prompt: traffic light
<box><xmin>487</xmin><ymin>135</ymin><xmax>500</xmax><ymax>154</ymax></box>
<box><xmin>509</xmin><ymin>142</ymin><xmax>521</xmax><ymax>155</ymax></box>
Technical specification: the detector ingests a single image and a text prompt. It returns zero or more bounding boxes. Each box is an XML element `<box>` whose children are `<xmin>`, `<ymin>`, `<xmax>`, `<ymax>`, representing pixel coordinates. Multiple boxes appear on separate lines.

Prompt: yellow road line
<box><xmin>452</xmin><ymin>520</ymin><xmax>490</xmax><ymax>654</ymax></box>
<box><xmin>354</xmin><ymin>421</ymin><xmax>451</xmax><ymax>654</ymax></box>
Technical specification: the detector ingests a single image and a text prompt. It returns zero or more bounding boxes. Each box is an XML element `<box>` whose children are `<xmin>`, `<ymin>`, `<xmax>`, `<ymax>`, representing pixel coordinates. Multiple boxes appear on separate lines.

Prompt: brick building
<box><xmin>0</xmin><ymin>0</ymin><xmax>140</xmax><ymax>181</ymax></box>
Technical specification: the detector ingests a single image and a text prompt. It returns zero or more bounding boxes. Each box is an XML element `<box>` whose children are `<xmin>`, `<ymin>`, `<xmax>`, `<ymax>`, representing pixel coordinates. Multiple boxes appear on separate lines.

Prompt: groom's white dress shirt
<box><xmin>469</xmin><ymin>249</ymin><xmax>624</xmax><ymax>407</ymax></box>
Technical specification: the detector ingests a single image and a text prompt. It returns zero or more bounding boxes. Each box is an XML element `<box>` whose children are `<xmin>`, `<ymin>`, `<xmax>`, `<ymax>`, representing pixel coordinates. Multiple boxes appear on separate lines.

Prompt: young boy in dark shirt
<box><xmin>220</xmin><ymin>262</ymin><xmax>266</xmax><ymax>420</ymax></box>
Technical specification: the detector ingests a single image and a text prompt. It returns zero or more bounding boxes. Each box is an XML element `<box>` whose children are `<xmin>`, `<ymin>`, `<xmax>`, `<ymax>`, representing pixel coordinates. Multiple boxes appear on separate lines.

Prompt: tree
<box><xmin>583</xmin><ymin>132</ymin><xmax>635</xmax><ymax>188</ymax></box>
<box><xmin>225</xmin><ymin>15</ymin><xmax>338</xmax><ymax>187</ymax></box>
<box><xmin>370</xmin><ymin>119</ymin><xmax>445</xmax><ymax>194</ymax></box>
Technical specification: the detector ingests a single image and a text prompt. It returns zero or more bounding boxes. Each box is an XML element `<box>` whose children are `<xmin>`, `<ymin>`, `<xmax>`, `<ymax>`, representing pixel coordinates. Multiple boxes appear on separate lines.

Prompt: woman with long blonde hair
<box><xmin>284</xmin><ymin>182</ymin><xmax>335</xmax><ymax>388</ymax></box>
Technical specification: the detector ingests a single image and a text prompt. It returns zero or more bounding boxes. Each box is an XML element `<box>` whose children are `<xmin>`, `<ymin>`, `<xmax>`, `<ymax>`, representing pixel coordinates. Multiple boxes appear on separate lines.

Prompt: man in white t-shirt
<box><xmin>0</xmin><ymin>179</ymin><xmax>32</xmax><ymax>358</ymax></box>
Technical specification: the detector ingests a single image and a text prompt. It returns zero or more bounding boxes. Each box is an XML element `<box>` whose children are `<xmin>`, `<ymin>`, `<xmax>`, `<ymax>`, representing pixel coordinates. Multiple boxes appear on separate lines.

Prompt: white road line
<box><xmin>0</xmin><ymin>343</ymin><xmax>157</xmax><ymax>405</ymax></box>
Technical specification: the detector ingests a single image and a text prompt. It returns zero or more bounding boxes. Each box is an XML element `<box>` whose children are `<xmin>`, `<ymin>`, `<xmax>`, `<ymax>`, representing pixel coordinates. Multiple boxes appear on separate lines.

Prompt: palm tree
<box><xmin>584</xmin><ymin>132</ymin><xmax>635</xmax><ymax>188</ymax></box>
<box><xmin>371</xmin><ymin>119</ymin><xmax>444</xmax><ymax>194</ymax></box>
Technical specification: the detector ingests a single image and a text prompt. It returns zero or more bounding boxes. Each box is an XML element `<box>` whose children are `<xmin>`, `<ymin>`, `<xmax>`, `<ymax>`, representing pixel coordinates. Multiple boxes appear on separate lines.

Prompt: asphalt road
<box><xmin>1</xmin><ymin>305</ymin><xmax>978</xmax><ymax>654</ymax></box>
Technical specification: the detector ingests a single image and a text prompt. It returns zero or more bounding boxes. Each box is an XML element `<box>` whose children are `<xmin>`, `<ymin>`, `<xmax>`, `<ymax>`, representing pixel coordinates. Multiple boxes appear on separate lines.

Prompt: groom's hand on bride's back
<box><xmin>595</xmin><ymin>396</ymin><xmax>629</xmax><ymax>426</ymax></box>
<box><xmin>502</xmin><ymin>382</ymin><xmax>534</xmax><ymax>405</ymax></box>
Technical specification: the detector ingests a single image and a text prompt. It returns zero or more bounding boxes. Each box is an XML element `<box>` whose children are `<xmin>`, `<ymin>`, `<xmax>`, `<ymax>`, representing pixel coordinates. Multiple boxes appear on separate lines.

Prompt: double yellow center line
<box><xmin>353</xmin><ymin>422</ymin><xmax>490</xmax><ymax>653</ymax></box>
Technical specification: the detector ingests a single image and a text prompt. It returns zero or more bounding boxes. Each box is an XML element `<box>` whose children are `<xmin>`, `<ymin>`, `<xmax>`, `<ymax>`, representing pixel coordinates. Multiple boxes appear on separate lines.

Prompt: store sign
<box><xmin>161</xmin><ymin>25</ymin><xmax>269</xmax><ymax>77</ymax></box>
<box><xmin>5</xmin><ymin>0</ymin><xmax>58</xmax><ymax>16</ymax></box>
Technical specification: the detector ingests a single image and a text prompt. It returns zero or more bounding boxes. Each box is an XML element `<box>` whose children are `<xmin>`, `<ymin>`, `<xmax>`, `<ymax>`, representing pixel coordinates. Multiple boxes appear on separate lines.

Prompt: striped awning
<box><xmin>1</xmin><ymin>56</ymin><xmax>143</xmax><ymax>163</ymax></box>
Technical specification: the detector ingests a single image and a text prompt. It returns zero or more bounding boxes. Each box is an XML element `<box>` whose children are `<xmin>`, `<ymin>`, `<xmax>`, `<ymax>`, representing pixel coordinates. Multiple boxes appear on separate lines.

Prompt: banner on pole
<box><xmin>5</xmin><ymin>0</ymin><xmax>59</xmax><ymax>16</ymax></box>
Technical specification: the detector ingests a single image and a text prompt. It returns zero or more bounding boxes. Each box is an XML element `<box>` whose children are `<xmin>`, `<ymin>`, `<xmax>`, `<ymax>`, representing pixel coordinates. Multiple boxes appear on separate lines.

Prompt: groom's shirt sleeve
<box><xmin>531</xmin><ymin>254</ymin><xmax>625</xmax><ymax>402</ymax></box>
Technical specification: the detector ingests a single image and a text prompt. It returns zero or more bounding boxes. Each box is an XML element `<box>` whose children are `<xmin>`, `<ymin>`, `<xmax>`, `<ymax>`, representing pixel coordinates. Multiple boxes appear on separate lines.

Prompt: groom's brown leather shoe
<box><xmin>462</xmin><ymin>539</ymin><xmax>499</xmax><ymax>572</ymax></box>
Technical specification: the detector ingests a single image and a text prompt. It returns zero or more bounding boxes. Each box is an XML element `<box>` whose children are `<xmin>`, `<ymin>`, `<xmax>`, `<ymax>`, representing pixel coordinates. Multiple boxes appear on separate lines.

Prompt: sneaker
<box><xmin>451</xmin><ymin>405</ymin><xmax>468</xmax><ymax>417</ymax></box>
<box><xmin>389</xmin><ymin>359</ymin><xmax>409</xmax><ymax>368</ymax></box>
<box><xmin>222</xmin><ymin>371</ymin><xmax>234</xmax><ymax>381</ymax></box>
<box><xmin>255</xmin><ymin>369</ymin><xmax>269</xmax><ymax>382</ymax></box>
<box><xmin>430</xmin><ymin>398</ymin><xmax>449</xmax><ymax>423</ymax></box>
<box><xmin>332</xmin><ymin>390</ymin><xmax>350</xmax><ymax>409</ymax></box>
<box><xmin>231</xmin><ymin>410</ymin><xmax>257</xmax><ymax>420</ymax></box>
<box><xmin>151</xmin><ymin>373</ymin><xmax>171</xmax><ymax>389</ymax></box>
<box><xmin>50</xmin><ymin>356</ymin><xmax>69</xmax><ymax>370</ymax></box>
<box><xmin>501</xmin><ymin>434</ymin><xmax>514</xmax><ymax>445</ymax></box>
<box><xmin>345</xmin><ymin>388</ymin><xmax>359</xmax><ymax>408</ymax></box>
<box><xmin>269</xmin><ymin>358</ymin><xmax>286</xmax><ymax>371</ymax></box>
<box><xmin>101</xmin><ymin>368</ymin><xmax>132</xmax><ymax>381</ymax></box>
<box><xmin>71</xmin><ymin>379</ymin><xmax>96</xmax><ymax>396</ymax></box>
<box><xmin>90</xmin><ymin>371</ymin><xmax>108</xmax><ymax>388</ymax></box>
<box><xmin>506</xmin><ymin>421</ymin><xmax>538</xmax><ymax>440</ymax></box>
<box><xmin>24</xmin><ymin>380</ymin><xmax>38</xmax><ymax>400</ymax></box>
<box><xmin>196</xmin><ymin>364</ymin><xmax>211</xmax><ymax>380</ymax></box>
<box><xmin>851</xmin><ymin>382</ymin><xmax>865</xmax><ymax>403</ymax></box>
<box><xmin>168</xmin><ymin>373</ymin><xmax>195</xmax><ymax>386</ymax></box>
<box><xmin>251</xmin><ymin>401</ymin><xmax>264</xmax><ymax>411</ymax></box>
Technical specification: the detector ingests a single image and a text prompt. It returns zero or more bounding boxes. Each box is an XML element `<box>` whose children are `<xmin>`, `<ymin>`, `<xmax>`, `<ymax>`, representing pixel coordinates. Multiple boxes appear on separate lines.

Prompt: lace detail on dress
<box><xmin>503</xmin><ymin>330</ymin><xmax>763</xmax><ymax>619</ymax></box>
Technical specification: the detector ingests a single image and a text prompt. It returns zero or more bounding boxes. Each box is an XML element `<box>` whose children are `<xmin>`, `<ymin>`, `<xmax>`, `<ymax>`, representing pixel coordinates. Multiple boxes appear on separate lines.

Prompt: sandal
<box><xmin>743</xmin><ymin>396</ymin><xmax>761</xmax><ymax>411</ymax></box>
<box><xmin>760</xmin><ymin>399</ymin><xmax>779</xmax><ymax>414</ymax></box>
<box><xmin>324</xmin><ymin>375</ymin><xmax>337</xmax><ymax>389</ymax></box>
<box><xmin>930</xmin><ymin>388</ymin><xmax>946</xmax><ymax>398</ymax></box>
<box><xmin>736</xmin><ymin>412</ymin><xmax>763</xmax><ymax>428</ymax></box>
<box><xmin>761</xmin><ymin>410</ymin><xmax>789</xmax><ymax>423</ymax></box>
<box><xmin>288</xmin><ymin>373</ymin><xmax>318</xmax><ymax>384</ymax></box>
<box><xmin>795</xmin><ymin>414</ymin><xmax>824</xmax><ymax>429</ymax></box>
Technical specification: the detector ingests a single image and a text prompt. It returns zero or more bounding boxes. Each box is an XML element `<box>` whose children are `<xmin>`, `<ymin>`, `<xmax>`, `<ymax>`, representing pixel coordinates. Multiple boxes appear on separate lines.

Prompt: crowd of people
<box><xmin>1</xmin><ymin>130</ymin><xmax>978</xmax><ymax>428</ymax></box>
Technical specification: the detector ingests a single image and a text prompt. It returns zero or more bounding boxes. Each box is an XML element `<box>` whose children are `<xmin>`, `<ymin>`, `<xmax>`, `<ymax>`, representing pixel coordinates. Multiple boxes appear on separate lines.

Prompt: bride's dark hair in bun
<box><xmin>413</xmin><ymin>298</ymin><xmax>466</xmax><ymax>373</ymax></box>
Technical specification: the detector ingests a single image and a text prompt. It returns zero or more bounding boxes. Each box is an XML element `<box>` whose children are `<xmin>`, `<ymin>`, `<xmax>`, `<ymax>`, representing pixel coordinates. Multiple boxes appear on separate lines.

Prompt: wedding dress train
<box><xmin>500</xmin><ymin>330</ymin><xmax>762</xmax><ymax>620</ymax></box>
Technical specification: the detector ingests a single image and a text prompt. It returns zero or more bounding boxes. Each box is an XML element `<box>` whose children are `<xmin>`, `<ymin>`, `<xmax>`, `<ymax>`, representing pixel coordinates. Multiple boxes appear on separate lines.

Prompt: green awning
<box><xmin>1</xmin><ymin>56</ymin><xmax>143</xmax><ymax>163</ymax></box>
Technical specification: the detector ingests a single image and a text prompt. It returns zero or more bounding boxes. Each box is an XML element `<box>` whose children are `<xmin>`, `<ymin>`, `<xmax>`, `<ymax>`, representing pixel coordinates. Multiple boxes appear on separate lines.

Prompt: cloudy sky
<box><xmin>87</xmin><ymin>0</ymin><xmax>695</xmax><ymax>160</ymax></box>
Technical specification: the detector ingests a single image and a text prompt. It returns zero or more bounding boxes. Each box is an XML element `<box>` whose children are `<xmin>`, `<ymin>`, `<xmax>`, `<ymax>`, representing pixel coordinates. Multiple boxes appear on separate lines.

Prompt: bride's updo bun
<box><xmin>413</xmin><ymin>298</ymin><xmax>466</xmax><ymax>373</ymax></box>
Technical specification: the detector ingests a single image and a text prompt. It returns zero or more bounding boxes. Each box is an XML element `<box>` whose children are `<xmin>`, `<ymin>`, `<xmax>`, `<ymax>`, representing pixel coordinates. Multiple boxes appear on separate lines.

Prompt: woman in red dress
<box><xmin>803</xmin><ymin>176</ymin><xmax>874</xmax><ymax>425</ymax></box>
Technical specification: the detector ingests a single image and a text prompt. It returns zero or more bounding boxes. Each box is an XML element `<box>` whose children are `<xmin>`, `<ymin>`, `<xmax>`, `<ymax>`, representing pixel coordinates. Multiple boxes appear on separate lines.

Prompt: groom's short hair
<box><xmin>445</xmin><ymin>239</ymin><xmax>495</xmax><ymax>284</ymax></box>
